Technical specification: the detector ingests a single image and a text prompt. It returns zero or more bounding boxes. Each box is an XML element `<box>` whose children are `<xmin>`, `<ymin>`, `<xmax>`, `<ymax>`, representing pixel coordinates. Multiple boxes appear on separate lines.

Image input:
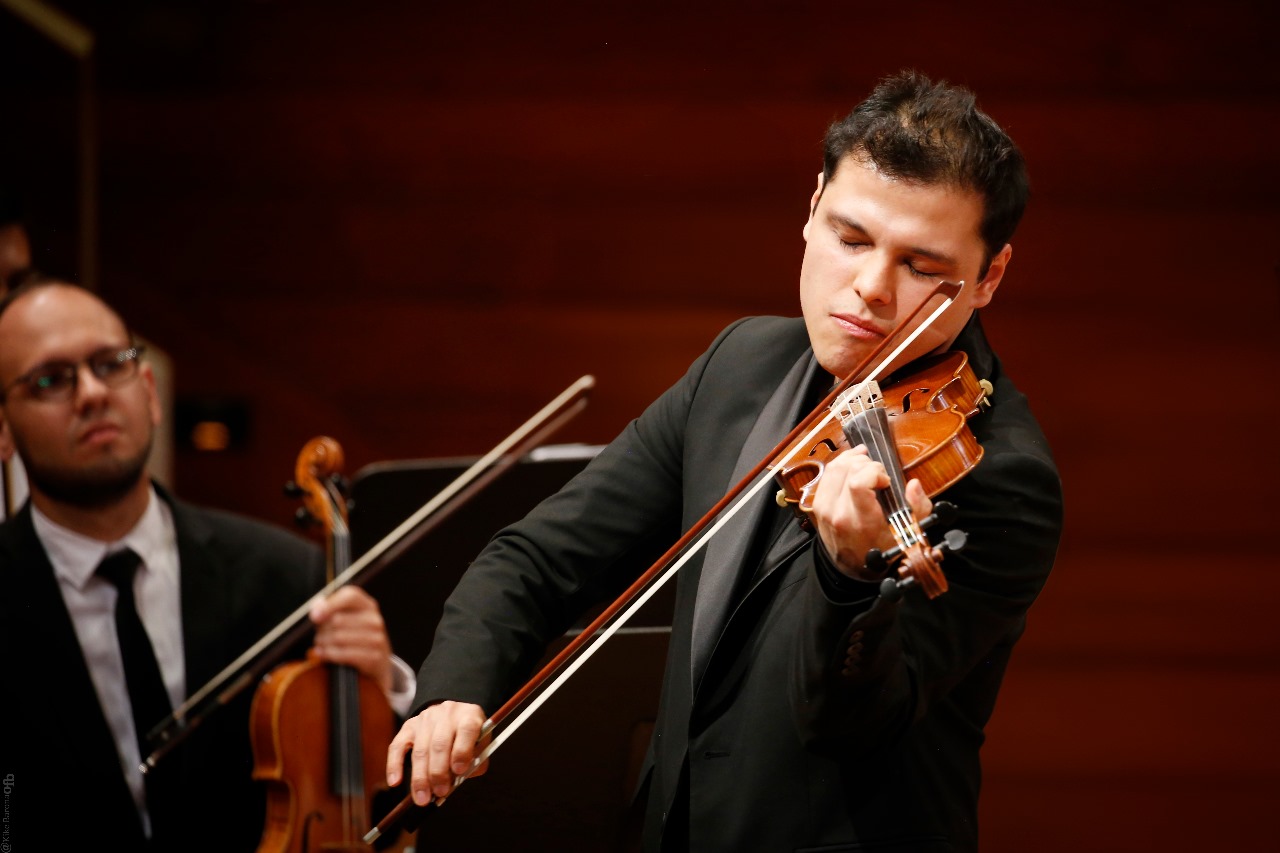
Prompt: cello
<box><xmin>249</xmin><ymin>436</ymin><xmax>411</xmax><ymax>853</ymax></box>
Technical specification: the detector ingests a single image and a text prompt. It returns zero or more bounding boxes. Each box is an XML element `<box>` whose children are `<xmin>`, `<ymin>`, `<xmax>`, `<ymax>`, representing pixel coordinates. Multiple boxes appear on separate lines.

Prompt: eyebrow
<box><xmin>19</xmin><ymin>344</ymin><xmax>133</xmax><ymax>374</ymax></box>
<box><xmin>828</xmin><ymin>213</ymin><xmax>960</xmax><ymax>268</ymax></box>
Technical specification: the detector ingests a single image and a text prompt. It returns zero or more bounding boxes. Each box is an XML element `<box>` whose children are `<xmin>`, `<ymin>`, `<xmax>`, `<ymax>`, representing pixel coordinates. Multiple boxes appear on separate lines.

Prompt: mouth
<box><xmin>831</xmin><ymin>313</ymin><xmax>885</xmax><ymax>340</ymax></box>
<box><xmin>79</xmin><ymin>421</ymin><xmax>122</xmax><ymax>447</ymax></box>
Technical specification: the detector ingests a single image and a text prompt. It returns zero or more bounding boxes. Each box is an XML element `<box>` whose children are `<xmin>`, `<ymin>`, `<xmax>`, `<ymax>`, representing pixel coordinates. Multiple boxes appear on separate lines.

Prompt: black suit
<box><xmin>415</xmin><ymin>314</ymin><xmax>1063</xmax><ymax>852</ymax></box>
<box><xmin>0</xmin><ymin>488</ymin><xmax>323</xmax><ymax>852</ymax></box>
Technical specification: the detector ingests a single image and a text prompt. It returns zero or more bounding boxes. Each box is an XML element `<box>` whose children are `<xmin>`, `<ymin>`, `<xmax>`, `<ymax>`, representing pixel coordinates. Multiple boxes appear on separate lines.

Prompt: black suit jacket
<box><xmin>416</xmin><ymin>314</ymin><xmax>1063</xmax><ymax>852</ymax></box>
<box><xmin>0</xmin><ymin>488</ymin><xmax>324</xmax><ymax>852</ymax></box>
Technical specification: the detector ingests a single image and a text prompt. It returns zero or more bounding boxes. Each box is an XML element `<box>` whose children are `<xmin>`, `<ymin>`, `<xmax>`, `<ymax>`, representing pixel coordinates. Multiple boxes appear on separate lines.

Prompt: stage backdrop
<box><xmin>3</xmin><ymin>2</ymin><xmax>1277</xmax><ymax>850</ymax></box>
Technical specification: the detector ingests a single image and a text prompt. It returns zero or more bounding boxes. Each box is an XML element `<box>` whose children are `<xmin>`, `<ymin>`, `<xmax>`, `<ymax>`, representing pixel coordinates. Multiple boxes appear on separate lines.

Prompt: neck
<box><xmin>30</xmin><ymin>477</ymin><xmax>153</xmax><ymax>542</ymax></box>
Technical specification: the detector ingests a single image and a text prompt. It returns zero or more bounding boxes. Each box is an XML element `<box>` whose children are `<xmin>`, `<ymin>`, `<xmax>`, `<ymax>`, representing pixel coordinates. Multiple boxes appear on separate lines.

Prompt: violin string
<box><xmin>324</xmin><ymin>479</ymin><xmax>366</xmax><ymax>839</ymax></box>
<box><xmin>842</xmin><ymin>384</ymin><xmax>914</xmax><ymax>547</ymax></box>
<box><xmin>839</xmin><ymin>368</ymin><xmax>933</xmax><ymax>586</ymax></box>
<box><xmin>860</xmin><ymin>283</ymin><xmax>962</xmax><ymax>589</ymax></box>
<box><xmin>368</xmin><ymin>288</ymin><xmax>971</xmax><ymax>838</ymax></box>
<box><xmin>143</xmin><ymin>377</ymin><xmax>595</xmax><ymax>776</ymax></box>
<box><xmin>460</xmin><ymin>401</ymin><xmax>854</xmax><ymax>781</ymax></box>
<box><xmin>447</xmin><ymin>287</ymin><xmax>967</xmax><ymax>793</ymax></box>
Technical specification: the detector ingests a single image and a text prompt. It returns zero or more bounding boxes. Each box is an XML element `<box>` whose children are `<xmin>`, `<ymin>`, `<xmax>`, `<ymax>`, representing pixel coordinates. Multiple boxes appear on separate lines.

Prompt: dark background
<box><xmin>4</xmin><ymin>1</ymin><xmax>1278</xmax><ymax>850</ymax></box>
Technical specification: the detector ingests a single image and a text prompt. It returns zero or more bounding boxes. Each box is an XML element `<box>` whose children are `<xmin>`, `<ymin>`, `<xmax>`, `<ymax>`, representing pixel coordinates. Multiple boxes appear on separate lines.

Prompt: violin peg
<box><xmin>879</xmin><ymin>576</ymin><xmax>908</xmax><ymax>602</ymax></box>
<box><xmin>283</xmin><ymin>480</ymin><xmax>304</xmax><ymax>498</ymax></box>
<box><xmin>919</xmin><ymin>501</ymin><xmax>958</xmax><ymax>530</ymax></box>
<box><xmin>978</xmin><ymin>379</ymin><xmax>994</xmax><ymax>409</ymax></box>
<box><xmin>940</xmin><ymin>529</ymin><xmax>967</xmax><ymax>555</ymax></box>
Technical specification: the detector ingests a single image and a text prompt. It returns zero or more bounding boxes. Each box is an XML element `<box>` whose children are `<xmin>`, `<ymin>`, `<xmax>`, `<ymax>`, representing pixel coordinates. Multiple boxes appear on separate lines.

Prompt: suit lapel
<box><xmin>170</xmin><ymin>499</ymin><xmax>234</xmax><ymax>693</ymax></box>
<box><xmin>690</xmin><ymin>350</ymin><xmax>821</xmax><ymax>691</ymax></box>
<box><xmin>1</xmin><ymin>507</ymin><xmax>148</xmax><ymax>836</ymax></box>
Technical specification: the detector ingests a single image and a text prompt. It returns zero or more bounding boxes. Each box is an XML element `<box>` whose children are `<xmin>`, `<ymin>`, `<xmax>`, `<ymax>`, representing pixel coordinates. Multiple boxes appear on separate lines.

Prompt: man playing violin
<box><xmin>388</xmin><ymin>70</ymin><xmax>1064</xmax><ymax>852</ymax></box>
<box><xmin>0</xmin><ymin>278</ymin><xmax>415</xmax><ymax>852</ymax></box>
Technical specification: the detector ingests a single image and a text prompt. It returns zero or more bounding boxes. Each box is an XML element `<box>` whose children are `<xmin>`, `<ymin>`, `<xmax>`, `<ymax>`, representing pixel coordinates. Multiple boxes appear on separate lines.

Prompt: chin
<box><xmin>816</xmin><ymin>344</ymin><xmax>867</xmax><ymax>381</ymax></box>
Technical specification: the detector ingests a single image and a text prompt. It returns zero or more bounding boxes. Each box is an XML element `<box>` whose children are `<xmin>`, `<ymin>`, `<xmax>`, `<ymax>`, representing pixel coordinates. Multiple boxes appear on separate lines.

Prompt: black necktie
<box><xmin>96</xmin><ymin>548</ymin><xmax>173</xmax><ymax>764</ymax></box>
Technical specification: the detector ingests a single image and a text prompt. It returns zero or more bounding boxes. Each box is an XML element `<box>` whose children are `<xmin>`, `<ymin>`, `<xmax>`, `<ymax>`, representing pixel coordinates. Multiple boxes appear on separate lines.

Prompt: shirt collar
<box><xmin>33</xmin><ymin>485</ymin><xmax>177</xmax><ymax>591</ymax></box>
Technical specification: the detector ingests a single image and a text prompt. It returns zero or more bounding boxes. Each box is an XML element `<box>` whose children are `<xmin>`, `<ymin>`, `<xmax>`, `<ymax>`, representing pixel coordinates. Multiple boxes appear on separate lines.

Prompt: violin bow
<box><xmin>366</xmin><ymin>280</ymin><xmax>965</xmax><ymax>841</ymax></box>
<box><xmin>140</xmin><ymin>375</ymin><xmax>595</xmax><ymax>775</ymax></box>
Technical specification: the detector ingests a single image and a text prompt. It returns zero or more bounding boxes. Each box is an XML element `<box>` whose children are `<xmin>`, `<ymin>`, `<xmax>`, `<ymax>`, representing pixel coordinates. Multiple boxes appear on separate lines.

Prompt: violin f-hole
<box><xmin>897</xmin><ymin>386</ymin><xmax>934</xmax><ymax>414</ymax></box>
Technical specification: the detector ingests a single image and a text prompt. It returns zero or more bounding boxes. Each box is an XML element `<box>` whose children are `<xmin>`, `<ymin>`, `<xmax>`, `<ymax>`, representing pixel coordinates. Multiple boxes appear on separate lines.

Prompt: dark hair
<box><xmin>822</xmin><ymin>70</ymin><xmax>1029</xmax><ymax>273</ymax></box>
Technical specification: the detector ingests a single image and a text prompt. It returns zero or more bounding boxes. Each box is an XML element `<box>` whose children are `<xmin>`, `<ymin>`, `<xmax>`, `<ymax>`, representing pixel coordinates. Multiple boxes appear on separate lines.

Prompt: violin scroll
<box><xmin>285</xmin><ymin>436</ymin><xmax>349</xmax><ymax>538</ymax></box>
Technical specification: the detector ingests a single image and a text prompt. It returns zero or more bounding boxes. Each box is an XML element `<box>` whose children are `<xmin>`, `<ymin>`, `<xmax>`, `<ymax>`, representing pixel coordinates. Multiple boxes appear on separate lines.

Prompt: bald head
<box><xmin>0</xmin><ymin>281</ymin><xmax>131</xmax><ymax>380</ymax></box>
<box><xmin>0</xmin><ymin>282</ymin><xmax>159</xmax><ymax>533</ymax></box>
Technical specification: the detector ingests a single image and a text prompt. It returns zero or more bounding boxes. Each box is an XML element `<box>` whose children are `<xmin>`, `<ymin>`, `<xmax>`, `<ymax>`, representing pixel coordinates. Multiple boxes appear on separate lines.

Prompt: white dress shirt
<box><xmin>35</xmin><ymin>487</ymin><xmax>182</xmax><ymax>836</ymax></box>
<box><xmin>2</xmin><ymin>455</ymin><xmax>30</xmax><ymax>520</ymax></box>
<box><xmin>35</xmin><ymin>485</ymin><xmax>415</xmax><ymax>837</ymax></box>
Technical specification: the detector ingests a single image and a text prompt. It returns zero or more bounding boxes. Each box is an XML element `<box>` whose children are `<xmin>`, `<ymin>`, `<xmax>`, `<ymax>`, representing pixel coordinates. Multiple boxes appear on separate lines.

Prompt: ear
<box><xmin>0</xmin><ymin>412</ymin><xmax>14</xmax><ymax>462</ymax></box>
<box><xmin>801</xmin><ymin>171</ymin><xmax>824</xmax><ymax>242</ymax></box>
<box><xmin>141</xmin><ymin>363</ymin><xmax>162</xmax><ymax>428</ymax></box>
<box><xmin>970</xmin><ymin>243</ymin><xmax>1012</xmax><ymax>309</ymax></box>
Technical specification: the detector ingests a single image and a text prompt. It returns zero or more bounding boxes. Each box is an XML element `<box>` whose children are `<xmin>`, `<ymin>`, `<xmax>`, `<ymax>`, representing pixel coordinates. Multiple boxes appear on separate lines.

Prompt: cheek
<box><xmin>797</xmin><ymin>247</ymin><xmax>829</xmax><ymax>312</ymax></box>
<box><xmin>901</xmin><ymin>306</ymin><xmax>968</xmax><ymax>364</ymax></box>
<box><xmin>4</xmin><ymin>414</ymin><xmax>49</xmax><ymax>461</ymax></box>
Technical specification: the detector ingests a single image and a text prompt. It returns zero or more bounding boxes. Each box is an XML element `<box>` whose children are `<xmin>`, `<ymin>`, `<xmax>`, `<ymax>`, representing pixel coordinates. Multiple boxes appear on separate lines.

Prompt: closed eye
<box><xmin>905</xmin><ymin>261</ymin><xmax>939</xmax><ymax>279</ymax></box>
<box><xmin>835</xmin><ymin>231</ymin><xmax>867</xmax><ymax>251</ymax></box>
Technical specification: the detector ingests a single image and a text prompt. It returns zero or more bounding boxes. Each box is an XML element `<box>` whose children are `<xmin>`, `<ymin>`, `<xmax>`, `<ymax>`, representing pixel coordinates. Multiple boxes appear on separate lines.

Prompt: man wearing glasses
<box><xmin>0</xmin><ymin>279</ymin><xmax>414</xmax><ymax>852</ymax></box>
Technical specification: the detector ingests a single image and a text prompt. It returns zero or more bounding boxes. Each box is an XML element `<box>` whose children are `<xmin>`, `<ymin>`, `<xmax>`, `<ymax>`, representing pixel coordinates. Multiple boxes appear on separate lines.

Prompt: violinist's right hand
<box><xmin>386</xmin><ymin>700</ymin><xmax>490</xmax><ymax>805</ymax></box>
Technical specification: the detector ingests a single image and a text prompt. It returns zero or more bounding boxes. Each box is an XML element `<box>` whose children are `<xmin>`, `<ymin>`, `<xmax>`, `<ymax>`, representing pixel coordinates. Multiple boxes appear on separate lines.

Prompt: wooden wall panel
<box><xmin>3</xmin><ymin>1</ymin><xmax>1278</xmax><ymax>850</ymax></box>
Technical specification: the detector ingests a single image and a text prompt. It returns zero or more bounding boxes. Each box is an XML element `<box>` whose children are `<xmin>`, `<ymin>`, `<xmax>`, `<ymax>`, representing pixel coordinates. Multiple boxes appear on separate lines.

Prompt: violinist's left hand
<box><xmin>809</xmin><ymin>444</ymin><xmax>932</xmax><ymax>581</ymax></box>
<box><xmin>308</xmin><ymin>586</ymin><xmax>394</xmax><ymax>697</ymax></box>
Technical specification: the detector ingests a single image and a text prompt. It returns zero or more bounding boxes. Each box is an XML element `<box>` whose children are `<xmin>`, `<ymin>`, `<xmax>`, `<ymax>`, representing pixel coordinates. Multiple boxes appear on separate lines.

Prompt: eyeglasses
<box><xmin>0</xmin><ymin>345</ymin><xmax>146</xmax><ymax>403</ymax></box>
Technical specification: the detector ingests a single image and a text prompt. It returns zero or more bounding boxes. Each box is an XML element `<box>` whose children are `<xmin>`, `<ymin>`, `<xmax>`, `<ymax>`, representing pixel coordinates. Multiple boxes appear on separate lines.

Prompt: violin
<box><xmin>771</xmin><ymin>348</ymin><xmax>989</xmax><ymax>597</ymax></box>
<box><xmin>139</xmin><ymin>377</ymin><xmax>594</xmax><ymax>777</ymax></box>
<box><xmin>249</xmin><ymin>437</ymin><xmax>410</xmax><ymax>853</ymax></box>
<box><xmin>366</xmin><ymin>280</ymin><xmax>983</xmax><ymax>841</ymax></box>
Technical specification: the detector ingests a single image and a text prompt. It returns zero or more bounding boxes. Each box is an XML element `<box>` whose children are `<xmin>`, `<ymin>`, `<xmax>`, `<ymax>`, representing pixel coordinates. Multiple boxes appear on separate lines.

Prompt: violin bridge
<box><xmin>833</xmin><ymin>379</ymin><xmax>882</xmax><ymax>424</ymax></box>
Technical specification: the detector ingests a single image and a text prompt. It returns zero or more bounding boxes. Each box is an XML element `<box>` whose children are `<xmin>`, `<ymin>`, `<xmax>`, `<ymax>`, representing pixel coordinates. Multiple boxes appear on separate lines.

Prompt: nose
<box><xmin>851</xmin><ymin>253</ymin><xmax>895</xmax><ymax>307</ymax></box>
<box><xmin>73</xmin><ymin>361</ymin><xmax>111</xmax><ymax>406</ymax></box>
